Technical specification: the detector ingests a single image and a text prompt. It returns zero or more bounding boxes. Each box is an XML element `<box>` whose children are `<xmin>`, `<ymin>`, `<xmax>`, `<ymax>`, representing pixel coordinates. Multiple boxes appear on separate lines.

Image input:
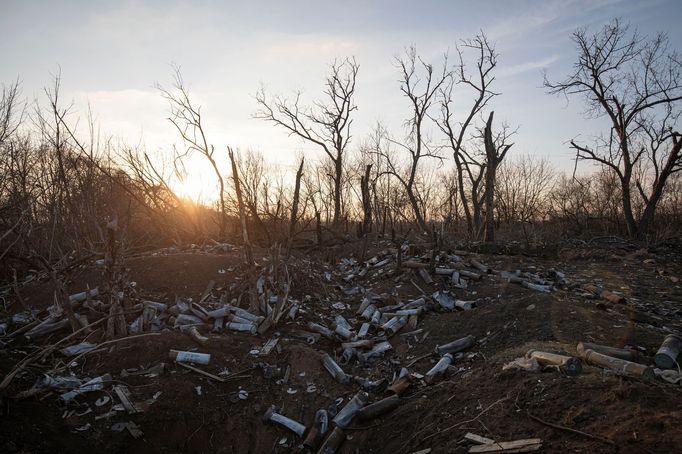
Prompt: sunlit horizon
<box><xmin>4</xmin><ymin>0</ymin><xmax>681</xmax><ymax>193</ymax></box>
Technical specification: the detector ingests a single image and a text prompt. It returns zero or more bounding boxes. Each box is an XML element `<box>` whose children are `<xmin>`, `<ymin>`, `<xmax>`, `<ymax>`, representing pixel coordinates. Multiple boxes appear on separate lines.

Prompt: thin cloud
<box><xmin>264</xmin><ymin>35</ymin><xmax>360</xmax><ymax>58</ymax></box>
<box><xmin>498</xmin><ymin>55</ymin><xmax>560</xmax><ymax>77</ymax></box>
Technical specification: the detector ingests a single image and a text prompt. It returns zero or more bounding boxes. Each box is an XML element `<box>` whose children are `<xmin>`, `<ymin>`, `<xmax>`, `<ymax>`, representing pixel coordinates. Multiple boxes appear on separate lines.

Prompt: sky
<box><xmin>2</xmin><ymin>0</ymin><xmax>681</xmax><ymax>200</ymax></box>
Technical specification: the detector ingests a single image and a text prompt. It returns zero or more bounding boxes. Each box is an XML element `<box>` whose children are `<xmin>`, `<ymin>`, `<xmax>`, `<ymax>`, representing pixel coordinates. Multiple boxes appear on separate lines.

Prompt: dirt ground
<box><xmin>1</xmin><ymin>239</ymin><xmax>681</xmax><ymax>453</ymax></box>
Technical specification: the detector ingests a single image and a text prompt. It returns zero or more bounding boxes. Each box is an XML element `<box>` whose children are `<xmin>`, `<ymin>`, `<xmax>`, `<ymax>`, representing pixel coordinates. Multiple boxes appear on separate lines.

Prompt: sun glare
<box><xmin>173</xmin><ymin>171</ymin><xmax>217</xmax><ymax>204</ymax></box>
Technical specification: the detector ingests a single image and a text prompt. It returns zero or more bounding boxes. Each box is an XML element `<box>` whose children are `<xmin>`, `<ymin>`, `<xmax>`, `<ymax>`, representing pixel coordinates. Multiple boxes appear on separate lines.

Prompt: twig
<box><xmin>222</xmin><ymin>366</ymin><xmax>256</xmax><ymax>379</ymax></box>
<box><xmin>4</xmin><ymin>317</ymin><xmax>42</xmax><ymax>339</ymax></box>
<box><xmin>177</xmin><ymin>362</ymin><xmax>226</xmax><ymax>382</ymax></box>
<box><xmin>345</xmin><ymin>423</ymin><xmax>382</xmax><ymax>430</ymax></box>
<box><xmin>406</xmin><ymin>352</ymin><xmax>435</xmax><ymax>368</ymax></box>
<box><xmin>421</xmin><ymin>397</ymin><xmax>508</xmax><ymax>442</ymax></box>
<box><xmin>0</xmin><ymin>315</ymin><xmax>110</xmax><ymax>391</ymax></box>
<box><xmin>526</xmin><ymin>411</ymin><xmax>614</xmax><ymax>445</ymax></box>
<box><xmin>50</xmin><ymin>332</ymin><xmax>161</xmax><ymax>373</ymax></box>
<box><xmin>410</xmin><ymin>279</ymin><xmax>426</xmax><ymax>295</ymax></box>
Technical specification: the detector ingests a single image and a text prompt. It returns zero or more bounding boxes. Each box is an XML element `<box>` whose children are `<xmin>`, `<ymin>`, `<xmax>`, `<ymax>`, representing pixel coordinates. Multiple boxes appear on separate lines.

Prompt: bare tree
<box><xmin>0</xmin><ymin>79</ymin><xmax>23</xmax><ymax>146</ymax></box>
<box><xmin>482</xmin><ymin>111</ymin><xmax>514</xmax><ymax>242</ymax></box>
<box><xmin>496</xmin><ymin>154</ymin><xmax>555</xmax><ymax>226</ymax></box>
<box><xmin>373</xmin><ymin>47</ymin><xmax>449</xmax><ymax>233</ymax></box>
<box><xmin>254</xmin><ymin>58</ymin><xmax>359</xmax><ymax>226</ymax></box>
<box><xmin>545</xmin><ymin>19</ymin><xmax>682</xmax><ymax>239</ymax></box>
<box><xmin>157</xmin><ymin>67</ymin><xmax>228</xmax><ymax>238</ymax></box>
<box><xmin>360</xmin><ymin>122</ymin><xmax>395</xmax><ymax>235</ymax></box>
<box><xmin>437</xmin><ymin>33</ymin><xmax>498</xmax><ymax>237</ymax></box>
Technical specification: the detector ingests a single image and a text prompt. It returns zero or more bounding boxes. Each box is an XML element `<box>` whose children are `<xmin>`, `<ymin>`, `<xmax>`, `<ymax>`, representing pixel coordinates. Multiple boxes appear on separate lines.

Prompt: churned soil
<box><xmin>1</xmin><ymin>240</ymin><xmax>681</xmax><ymax>453</ymax></box>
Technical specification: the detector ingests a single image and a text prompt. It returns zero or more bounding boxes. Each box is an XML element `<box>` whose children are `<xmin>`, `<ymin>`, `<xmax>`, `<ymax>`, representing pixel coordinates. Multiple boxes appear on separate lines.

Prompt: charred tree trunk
<box><xmin>104</xmin><ymin>218</ymin><xmax>127</xmax><ymax>339</ymax></box>
<box><xmin>315</xmin><ymin>210</ymin><xmax>322</xmax><ymax>246</ymax></box>
<box><xmin>482</xmin><ymin>111</ymin><xmax>512</xmax><ymax>243</ymax></box>
<box><xmin>333</xmin><ymin>157</ymin><xmax>343</xmax><ymax>226</ymax></box>
<box><xmin>360</xmin><ymin>164</ymin><xmax>372</xmax><ymax>237</ymax></box>
<box><xmin>228</xmin><ymin>147</ymin><xmax>258</xmax><ymax>314</ymax></box>
<box><xmin>285</xmin><ymin>157</ymin><xmax>304</xmax><ymax>259</ymax></box>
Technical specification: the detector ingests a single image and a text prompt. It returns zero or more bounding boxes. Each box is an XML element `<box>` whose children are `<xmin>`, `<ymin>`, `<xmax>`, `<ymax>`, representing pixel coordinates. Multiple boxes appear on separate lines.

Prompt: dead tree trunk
<box><xmin>228</xmin><ymin>147</ymin><xmax>258</xmax><ymax>314</ymax></box>
<box><xmin>315</xmin><ymin>210</ymin><xmax>322</xmax><ymax>246</ymax></box>
<box><xmin>483</xmin><ymin>111</ymin><xmax>513</xmax><ymax>242</ymax></box>
<box><xmin>104</xmin><ymin>219</ymin><xmax>127</xmax><ymax>339</ymax></box>
<box><xmin>360</xmin><ymin>164</ymin><xmax>373</xmax><ymax>237</ymax></box>
<box><xmin>285</xmin><ymin>157</ymin><xmax>304</xmax><ymax>260</ymax></box>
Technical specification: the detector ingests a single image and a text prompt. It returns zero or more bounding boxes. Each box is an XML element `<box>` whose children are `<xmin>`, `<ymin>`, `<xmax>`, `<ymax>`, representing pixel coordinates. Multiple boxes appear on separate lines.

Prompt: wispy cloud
<box><xmin>498</xmin><ymin>55</ymin><xmax>560</xmax><ymax>77</ymax></box>
<box><xmin>264</xmin><ymin>35</ymin><xmax>360</xmax><ymax>59</ymax></box>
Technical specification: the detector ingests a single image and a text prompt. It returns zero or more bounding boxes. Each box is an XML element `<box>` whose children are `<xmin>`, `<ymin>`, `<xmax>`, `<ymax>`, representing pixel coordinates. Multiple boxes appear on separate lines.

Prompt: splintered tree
<box><xmin>482</xmin><ymin>111</ymin><xmax>514</xmax><ymax>242</ymax></box>
<box><xmin>254</xmin><ymin>58</ymin><xmax>359</xmax><ymax>227</ymax></box>
<box><xmin>437</xmin><ymin>33</ymin><xmax>499</xmax><ymax>239</ymax></box>
<box><xmin>359</xmin><ymin>163</ymin><xmax>372</xmax><ymax>237</ymax></box>
<box><xmin>545</xmin><ymin>19</ymin><xmax>682</xmax><ymax>239</ymax></box>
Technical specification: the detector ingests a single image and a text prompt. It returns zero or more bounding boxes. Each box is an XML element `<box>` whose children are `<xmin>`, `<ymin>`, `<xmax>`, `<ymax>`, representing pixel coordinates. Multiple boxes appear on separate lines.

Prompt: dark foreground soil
<box><xmin>1</xmin><ymin>240</ymin><xmax>681</xmax><ymax>453</ymax></box>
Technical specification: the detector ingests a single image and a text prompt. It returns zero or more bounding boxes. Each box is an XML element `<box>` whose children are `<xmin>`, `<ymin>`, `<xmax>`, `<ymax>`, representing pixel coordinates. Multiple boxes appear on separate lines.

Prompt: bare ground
<box><xmin>1</xmin><ymin>240</ymin><xmax>681</xmax><ymax>453</ymax></box>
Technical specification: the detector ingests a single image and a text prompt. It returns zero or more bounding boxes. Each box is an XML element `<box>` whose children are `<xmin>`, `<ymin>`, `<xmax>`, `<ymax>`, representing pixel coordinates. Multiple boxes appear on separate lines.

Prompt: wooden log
<box><xmin>655</xmin><ymin>334</ymin><xmax>682</xmax><ymax>369</ymax></box>
<box><xmin>578</xmin><ymin>349</ymin><xmax>654</xmax><ymax>380</ymax></box>
<box><xmin>526</xmin><ymin>350</ymin><xmax>582</xmax><ymax>375</ymax></box>
<box><xmin>576</xmin><ymin>342</ymin><xmax>637</xmax><ymax>362</ymax></box>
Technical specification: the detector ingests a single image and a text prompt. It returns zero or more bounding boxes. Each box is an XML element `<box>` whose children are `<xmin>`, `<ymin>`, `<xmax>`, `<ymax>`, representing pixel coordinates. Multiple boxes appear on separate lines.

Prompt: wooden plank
<box><xmin>469</xmin><ymin>439</ymin><xmax>542</xmax><ymax>453</ymax></box>
<box><xmin>260</xmin><ymin>337</ymin><xmax>279</xmax><ymax>355</ymax></box>
<box><xmin>112</xmin><ymin>385</ymin><xmax>143</xmax><ymax>414</ymax></box>
<box><xmin>464</xmin><ymin>432</ymin><xmax>495</xmax><ymax>445</ymax></box>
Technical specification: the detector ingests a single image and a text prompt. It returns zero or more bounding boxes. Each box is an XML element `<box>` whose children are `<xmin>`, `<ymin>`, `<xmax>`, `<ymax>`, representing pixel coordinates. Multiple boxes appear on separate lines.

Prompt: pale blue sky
<box><xmin>2</xmin><ymin>0</ymin><xmax>680</xmax><ymax>195</ymax></box>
